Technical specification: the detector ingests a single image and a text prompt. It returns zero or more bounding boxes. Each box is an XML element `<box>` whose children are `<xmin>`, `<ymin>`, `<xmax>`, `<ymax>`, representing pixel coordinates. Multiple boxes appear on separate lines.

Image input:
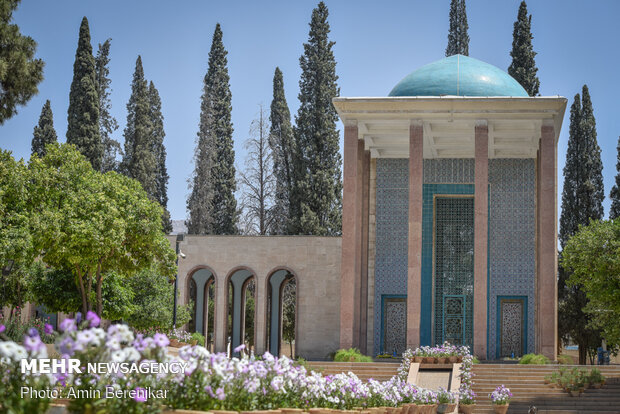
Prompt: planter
<box><xmin>448</xmin><ymin>356</ymin><xmax>458</xmax><ymax>364</ymax></box>
<box><xmin>190</xmin><ymin>339</ymin><xmax>198</xmax><ymax>346</ymax></box>
<box><xmin>457</xmin><ymin>404</ymin><xmax>475</xmax><ymax>414</ymax></box>
<box><xmin>423</xmin><ymin>356</ymin><xmax>435</xmax><ymax>364</ymax></box>
<box><xmin>417</xmin><ymin>405</ymin><xmax>437</xmax><ymax>414</ymax></box>
<box><xmin>413</xmin><ymin>356</ymin><xmax>423</xmax><ymax>363</ymax></box>
<box><xmin>492</xmin><ymin>404</ymin><xmax>509</xmax><ymax>414</ymax></box>
<box><xmin>436</xmin><ymin>403</ymin><xmax>455</xmax><ymax>413</ymax></box>
<box><xmin>456</xmin><ymin>356</ymin><xmax>463</xmax><ymax>363</ymax></box>
<box><xmin>163</xmin><ymin>411</ymin><xmax>215</xmax><ymax>414</ymax></box>
<box><xmin>437</xmin><ymin>357</ymin><xmax>448</xmax><ymax>364</ymax></box>
<box><xmin>592</xmin><ymin>382</ymin><xmax>602</xmax><ymax>389</ymax></box>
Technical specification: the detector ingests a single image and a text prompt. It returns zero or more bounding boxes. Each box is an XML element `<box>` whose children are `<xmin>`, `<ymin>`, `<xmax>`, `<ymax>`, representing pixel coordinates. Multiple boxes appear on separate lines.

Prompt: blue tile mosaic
<box><xmin>374</xmin><ymin>157</ymin><xmax>535</xmax><ymax>358</ymax></box>
<box><xmin>488</xmin><ymin>159</ymin><xmax>536</xmax><ymax>359</ymax></box>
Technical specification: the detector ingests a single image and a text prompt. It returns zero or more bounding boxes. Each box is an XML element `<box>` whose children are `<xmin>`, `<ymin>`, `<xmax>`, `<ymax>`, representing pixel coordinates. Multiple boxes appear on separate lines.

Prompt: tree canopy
<box><xmin>562</xmin><ymin>219</ymin><xmax>620</xmax><ymax>350</ymax></box>
<box><xmin>31</xmin><ymin>100</ymin><xmax>57</xmax><ymax>157</ymax></box>
<box><xmin>28</xmin><ymin>143</ymin><xmax>176</xmax><ymax>316</ymax></box>
<box><xmin>445</xmin><ymin>0</ymin><xmax>469</xmax><ymax>56</ymax></box>
<box><xmin>508</xmin><ymin>1</ymin><xmax>540</xmax><ymax>96</ymax></box>
<box><xmin>0</xmin><ymin>0</ymin><xmax>44</xmax><ymax>124</ymax></box>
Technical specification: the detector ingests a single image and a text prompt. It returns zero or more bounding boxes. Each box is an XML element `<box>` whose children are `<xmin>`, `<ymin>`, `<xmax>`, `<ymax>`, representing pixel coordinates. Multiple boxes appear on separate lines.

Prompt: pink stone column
<box><xmin>407</xmin><ymin>121</ymin><xmax>423</xmax><ymax>349</ymax></box>
<box><xmin>214</xmin><ymin>277</ymin><xmax>227</xmax><ymax>352</ymax></box>
<box><xmin>538</xmin><ymin>120</ymin><xmax>558</xmax><ymax>360</ymax></box>
<box><xmin>340</xmin><ymin>121</ymin><xmax>360</xmax><ymax>349</ymax></box>
<box><xmin>474</xmin><ymin>121</ymin><xmax>488</xmax><ymax>359</ymax></box>
<box><xmin>359</xmin><ymin>149</ymin><xmax>370</xmax><ymax>354</ymax></box>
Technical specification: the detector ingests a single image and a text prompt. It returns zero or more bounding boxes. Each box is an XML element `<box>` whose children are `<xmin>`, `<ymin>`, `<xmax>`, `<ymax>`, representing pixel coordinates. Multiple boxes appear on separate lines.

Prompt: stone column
<box><xmin>340</xmin><ymin>120</ymin><xmax>360</xmax><ymax>349</ymax></box>
<box><xmin>254</xmin><ymin>274</ymin><xmax>267</xmax><ymax>355</ymax></box>
<box><xmin>538</xmin><ymin>120</ymin><xmax>558</xmax><ymax>360</ymax></box>
<box><xmin>359</xmin><ymin>149</ymin><xmax>370</xmax><ymax>354</ymax></box>
<box><xmin>214</xmin><ymin>276</ymin><xmax>227</xmax><ymax>353</ymax></box>
<box><xmin>474</xmin><ymin>120</ymin><xmax>489</xmax><ymax>359</ymax></box>
<box><xmin>407</xmin><ymin>121</ymin><xmax>423</xmax><ymax>349</ymax></box>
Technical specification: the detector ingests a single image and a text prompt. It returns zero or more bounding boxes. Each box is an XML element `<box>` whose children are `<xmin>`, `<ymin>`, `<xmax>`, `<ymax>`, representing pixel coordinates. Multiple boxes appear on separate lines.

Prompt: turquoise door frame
<box><xmin>442</xmin><ymin>294</ymin><xmax>466</xmax><ymax>345</ymax></box>
<box><xmin>495</xmin><ymin>295</ymin><xmax>528</xmax><ymax>359</ymax></box>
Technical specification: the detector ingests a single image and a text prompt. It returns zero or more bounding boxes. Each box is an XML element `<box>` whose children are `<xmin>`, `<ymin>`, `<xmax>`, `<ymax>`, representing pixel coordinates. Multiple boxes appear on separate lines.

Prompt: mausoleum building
<box><xmin>172</xmin><ymin>54</ymin><xmax>566</xmax><ymax>361</ymax></box>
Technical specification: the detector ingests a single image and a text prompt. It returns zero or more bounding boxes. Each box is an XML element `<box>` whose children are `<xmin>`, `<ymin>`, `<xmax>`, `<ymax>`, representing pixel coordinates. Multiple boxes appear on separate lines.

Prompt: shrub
<box><xmin>557</xmin><ymin>354</ymin><xmax>573</xmax><ymax>364</ymax></box>
<box><xmin>333</xmin><ymin>347</ymin><xmax>373</xmax><ymax>362</ymax></box>
<box><xmin>519</xmin><ymin>353</ymin><xmax>550</xmax><ymax>364</ymax></box>
<box><xmin>190</xmin><ymin>332</ymin><xmax>205</xmax><ymax>346</ymax></box>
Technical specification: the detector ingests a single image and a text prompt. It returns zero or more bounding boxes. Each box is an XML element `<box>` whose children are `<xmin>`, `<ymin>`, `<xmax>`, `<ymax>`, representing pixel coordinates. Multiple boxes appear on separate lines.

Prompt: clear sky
<box><xmin>2</xmin><ymin>0</ymin><xmax>619</xmax><ymax>221</ymax></box>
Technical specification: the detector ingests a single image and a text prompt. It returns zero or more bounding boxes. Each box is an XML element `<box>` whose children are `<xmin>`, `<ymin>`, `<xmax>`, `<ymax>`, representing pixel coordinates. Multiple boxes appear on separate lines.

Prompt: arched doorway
<box><xmin>267</xmin><ymin>269</ymin><xmax>296</xmax><ymax>357</ymax></box>
<box><xmin>187</xmin><ymin>268</ymin><xmax>215</xmax><ymax>349</ymax></box>
<box><xmin>227</xmin><ymin>268</ymin><xmax>255</xmax><ymax>355</ymax></box>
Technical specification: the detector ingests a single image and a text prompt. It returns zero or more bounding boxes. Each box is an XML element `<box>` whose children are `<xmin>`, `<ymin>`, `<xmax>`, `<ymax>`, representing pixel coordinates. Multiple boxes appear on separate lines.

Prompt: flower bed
<box><xmin>0</xmin><ymin>313</ymin><xmax>461</xmax><ymax>414</ymax></box>
<box><xmin>399</xmin><ymin>342</ymin><xmax>475</xmax><ymax>405</ymax></box>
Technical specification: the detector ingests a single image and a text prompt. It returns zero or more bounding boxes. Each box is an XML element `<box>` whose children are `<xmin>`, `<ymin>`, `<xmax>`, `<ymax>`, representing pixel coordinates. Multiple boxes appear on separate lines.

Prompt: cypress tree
<box><xmin>31</xmin><ymin>100</ymin><xmax>57</xmax><ymax>157</ymax></box>
<box><xmin>291</xmin><ymin>2</ymin><xmax>342</xmax><ymax>236</ymax></box>
<box><xmin>508</xmin><ymin>1</ymin><xmax>540</xmax><ymax>96</ymax></box>
<box><xmin>95</xmin><ymin>38</ymin><xmax>121</xmax><ymax>172</ymax></box>
<box><xmin>148</xmin><ymin>81</ymin><xmax>172</xmax><ymax>233</ymax></box>
<box><xmin>187</xmin><ymin>24</ymin><xmax>237</xmax><ymax>235</ymax></box>
<box><xmin>445</xmin><ymin>0</ymin><xmax>469</xmax><ymax>57</ymax></box>
<box><xmin>121</xmin><ymin>56</ymin><xmax>156</xmax><ymax>198</ymax></box>
<box><xmin>66</xmin><ymin>17</ymin><xmax>102</xmax><ymax>170</ymax></box>
<box><xmin>610</xmin><ymin>137</ymin><xmax>620</xmax><ymax>220</ymax></box>
<box><xmin>0</xmin><ymin>0</ymin><xmax>44</xmax><ymax>124</ymax></box>
<box><xmin>559</xmin><ymin>86</ymin><xmax>605</xmax><ymax>364</ymax></box>
<box><xmin>269</xmin><ymin>67</ymin><xmax>294</xmax><ymax>235</ymax></box>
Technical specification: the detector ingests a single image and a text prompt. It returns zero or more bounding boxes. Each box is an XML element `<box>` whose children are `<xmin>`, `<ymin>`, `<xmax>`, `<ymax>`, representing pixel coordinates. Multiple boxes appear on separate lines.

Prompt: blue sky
<box><xmin>2</xmin><ymin>0</ymin><xmax>619</xmax><ymax>221</ymax></box>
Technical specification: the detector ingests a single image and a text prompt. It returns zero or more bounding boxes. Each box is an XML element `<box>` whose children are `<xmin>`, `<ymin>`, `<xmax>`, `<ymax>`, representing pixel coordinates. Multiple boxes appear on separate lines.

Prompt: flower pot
<box><xmin>492</xmin><ymin>404</ymin><xmax>509</xmax><ymax>414</ymax></box>
<box><xmin>423</xmin><ymin>356</ymin><xmax>434</xmax><ymax>364</ymax></box>
<box><xmin>457</xmin><ymin>404</ymin><xmax>475</xmax><ymax>414</ymax></box>
<box><xmin>437</xmin><ymin>357</ymin><xmax>448</xmax><ymax>364</ymax></box>
<box><xmin>413</xmin><ymin>356</ymin><xmax>423</xmax><ymax>363</ymax></box>
<box><xmin>190</xmin><ymin>339</ymin><xmax>198</xmax><ymax>346</ymax></box>
<box><xmin>456</xmin><ymin>356</ymin><xmax>463</xmax><ymax>363</ymax></box>
<box><xmin>436</xmin><ymin>403</ymin><xmax>455</xmax><ymax>413</ymax></box>
<box><xmin>593</xmin><ymin>382</ymin><xmax>602</xmax><ymax>389</ymax></box>
<box><xmin>448</xmin><ymin>356</ymin><xmax>458</xmax><ymax>364</ymax></box>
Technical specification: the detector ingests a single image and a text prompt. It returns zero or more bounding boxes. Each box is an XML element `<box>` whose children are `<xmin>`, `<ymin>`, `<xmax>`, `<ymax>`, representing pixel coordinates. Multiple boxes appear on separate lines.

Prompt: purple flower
<box><xmin>59</xmin><ymin>318</ymin><xmax>76</xmax><ymax>333</ymax></box>
<box><xmin>215</xmin><ymin>387</ymin><xmax>226</xmax><ymax>401</ymax></box>
<box><xmin>86</xmin><ymin>311</ymin><xmax>100</xmax><ymax>327</ymax></box>
<box><xmin>24</xmin><ymin>334</ymin><xmax>45</xmax><ymax>353</ymax></box>
<box><xmin>234</xmin><ymin>343</ymin><xmax>246</xmax><ymax>353</ymax></box>
<box><xmin>28</xmin><ymin>327</ymin><xmax>39</xmax><ymax>338</ymax></box>
<box><xmin>133</xmin><ymin>387</ymin><xmax>147</xmax><ymax>402</ymax></box>
<box><xmin>153</xmin><ymin>333</ymin><xmax>169</xmax><ymax>348</ymax></box>
<box><xmin>44</xmin><ymin>324</ymin><xmax>54</xmax><ymax>335</ymax></box>
<box><xmin>75</xmin><ymin>312</ymin><xmax>82</xmax><ymax>325</ymax></box>
<box><xmin>0</xmin><ymin>324</ymin><xmax>5</xmax><ymax>334</ymax></box>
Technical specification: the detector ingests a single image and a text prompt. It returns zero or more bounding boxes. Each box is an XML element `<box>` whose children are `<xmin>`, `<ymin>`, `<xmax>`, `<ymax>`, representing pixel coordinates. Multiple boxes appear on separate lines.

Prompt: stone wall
<box><xmin>170</xmin><ymin>235</ymin><xmax>342</xmax><ymax>360</ymax></box>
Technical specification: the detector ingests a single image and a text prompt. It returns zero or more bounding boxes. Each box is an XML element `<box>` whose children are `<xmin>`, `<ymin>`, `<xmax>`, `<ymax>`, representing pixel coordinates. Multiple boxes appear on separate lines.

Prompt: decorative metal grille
<box><xmin>433</xmin><ymin>197</ymin><xmax>474</xmax><ymax>347</ymax></box>
<box><xmin>383</xmin><ymin>297</ymin><xmax>407</xmax><ymax>355</ymax></box>
<box><xmin>500</xmin><ymin>299</ymin><xmax>524</xmax><ymax>357</ymax></box>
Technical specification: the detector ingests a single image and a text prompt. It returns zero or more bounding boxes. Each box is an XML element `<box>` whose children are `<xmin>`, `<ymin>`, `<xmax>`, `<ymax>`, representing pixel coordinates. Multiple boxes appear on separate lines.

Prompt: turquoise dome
<box><xmin>389</xmin><ymin>55</ymin><xmax>528</xmax><ymax>97</ymax></box>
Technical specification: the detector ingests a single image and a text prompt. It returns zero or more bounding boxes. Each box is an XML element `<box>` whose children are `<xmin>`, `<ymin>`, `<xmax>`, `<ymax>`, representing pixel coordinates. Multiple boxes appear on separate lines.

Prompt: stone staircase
<box><xmin>306</xmin><ymin>361</ymin><xmax>400</xmax><ymax>382</ymax></box>
<box><xmin>471</xmin><ymin>364</ymin><xmax>620</xmax><ymax>413</ymax></box>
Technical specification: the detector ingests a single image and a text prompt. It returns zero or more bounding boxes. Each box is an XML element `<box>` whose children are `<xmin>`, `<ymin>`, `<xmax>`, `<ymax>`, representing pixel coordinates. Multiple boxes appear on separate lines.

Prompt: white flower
<box><xmin>110</xmin><ymin>350</ymin><xmax>126</xmax><ymax>363</ymax></box>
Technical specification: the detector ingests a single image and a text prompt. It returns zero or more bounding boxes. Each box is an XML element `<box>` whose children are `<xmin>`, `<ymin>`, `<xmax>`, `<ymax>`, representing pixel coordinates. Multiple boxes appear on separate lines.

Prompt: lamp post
<box><xmin>173</xmin><ymin>234</ymin><xmax>185</xmax><ymax>328</ymax></box>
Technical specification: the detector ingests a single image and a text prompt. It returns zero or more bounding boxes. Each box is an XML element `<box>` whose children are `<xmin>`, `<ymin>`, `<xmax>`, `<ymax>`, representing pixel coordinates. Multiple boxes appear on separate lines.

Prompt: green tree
<box><xmin>508</xmin><ymin>1</ymin><xmax>540</xmax><ymax>96</ymax></box>
<box><xmin>610</xmin><ymin>137</ymin><xmax>620</xmax><ymax>220</ymax></box>
<box><xmin>282</xmin><ymin>278</ymin><xmax>296</xmax><ymax>358</ymax></box>
<box><xmin>66</xmin><ymin>17</ymin><xmax>102</xmax><ymax>171</ymax></box>
<box><xmin>29</xmin><ymin>143</ymin><xmax>176</xmax><ymax>316</ymax></box>
<box><xmin>0</xmin><ymin>0</ymin><xmax>44</xmax><ymax>124</ymax></box>
<box><xmin>187</xmin><ymin>24</ymin><xmax>237</xmax><ymax>235</ymax></box>
<box><xmin>148</xmin><ymin>81</ymin><xmax>172</xmax><ymax>233</ymax></box>
<box><xmin>31</xmin><ymin>100</ymin><xmax>57</xmax><ymax>157</ymax></box>
<box><xmin>445</xmin><ymin>0</ymin><xmax>469</xmax><ymax>57</ymax></box>
<box><xmin>562</xmin><ymin>219</ymin><xmax>620</xmax><ymax>350</ymax></box>
<box><xmin>0</xmin><ymin>150</ymin><xmax>33</xmax><ymax>309</ymax></box>
<box><xmin>269</xmin><ymin>67</ymin><xmax>295</xmax><ymax>235</ymax></box>
<box><xmin>95</xmin><ymin>39</ymin><xmax>121</xmax><ymax>173</ymax></box>
<box><xmin>121</xmin><ymin>56</ymin><xmax>156</xmax><ymax>197</ymax></box>
<box><xmin>124</xmin><ymin>266</ymin><xmax>191</xmax><ymax>330</ymax></box>
<box><xmin>291</xmin><ymin>2</ymin><xmax>342</xmax><ymax>236</ymax></box>
<box><xmin>559</xmin><ymin>86</ymin><xmax>605</xmax><ymax>364</ymax></box>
